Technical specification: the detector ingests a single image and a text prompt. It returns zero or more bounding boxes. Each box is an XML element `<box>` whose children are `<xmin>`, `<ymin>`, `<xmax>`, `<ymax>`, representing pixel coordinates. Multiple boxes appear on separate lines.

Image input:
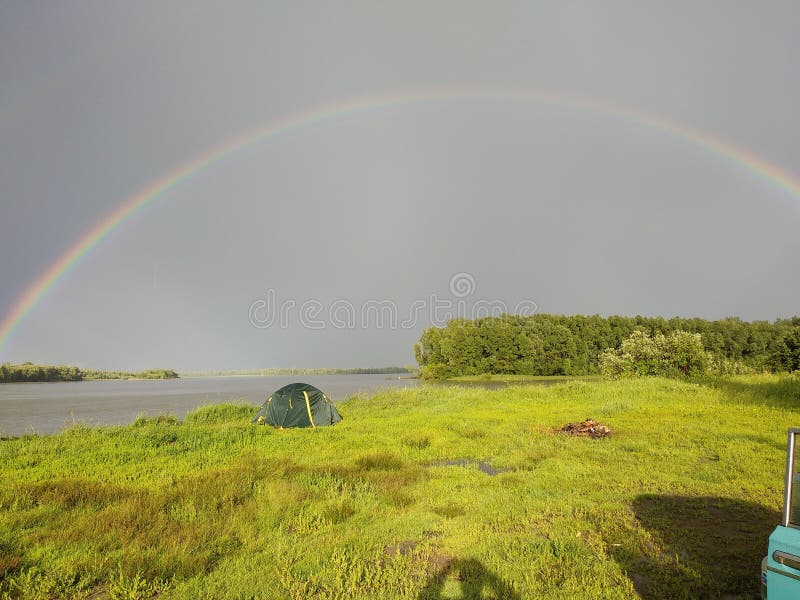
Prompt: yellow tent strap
<box><xmin>303</xmin><ymin>391</ymin><xmax>316</xmax><ymax>428</ymax></box>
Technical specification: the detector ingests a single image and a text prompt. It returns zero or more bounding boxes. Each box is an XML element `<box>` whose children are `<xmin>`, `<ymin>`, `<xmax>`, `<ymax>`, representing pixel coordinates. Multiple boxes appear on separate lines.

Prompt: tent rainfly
<box><xmin>251</xmin><ymin>382</ymin><xmax>342</xmax><ymax>428</ymax></box>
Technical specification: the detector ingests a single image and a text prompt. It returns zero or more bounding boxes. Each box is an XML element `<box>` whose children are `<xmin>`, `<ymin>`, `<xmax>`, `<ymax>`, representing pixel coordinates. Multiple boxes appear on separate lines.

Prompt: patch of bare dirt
<box><xmin>560</xmin><ymin>418</ymin><xmax>612</xmax><ymax>438</ymax></box>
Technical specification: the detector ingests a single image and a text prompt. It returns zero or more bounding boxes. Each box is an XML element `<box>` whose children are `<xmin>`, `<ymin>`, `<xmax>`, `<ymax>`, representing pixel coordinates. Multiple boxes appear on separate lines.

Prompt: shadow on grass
<box><xmin>699</xmin><ymin>375</ymin><xmax>800</xmax><ymax>411</ymax></box>
<box><xmin>612</xmin><ymin>495</ymin><xmax>778</xmax><ymax>599</ymax></box>
<box><xmin>417</xmin><ymin>558</ymin><xmax>519</xmax><ymax>600</ymax></box>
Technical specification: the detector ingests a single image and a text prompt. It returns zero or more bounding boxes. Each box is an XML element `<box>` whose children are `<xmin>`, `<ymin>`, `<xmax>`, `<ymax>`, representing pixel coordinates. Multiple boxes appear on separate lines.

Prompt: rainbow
<box><xmin>2</xmin><ymin>87</ymin><xmax>800</xmax><ymax>355</ymax></box>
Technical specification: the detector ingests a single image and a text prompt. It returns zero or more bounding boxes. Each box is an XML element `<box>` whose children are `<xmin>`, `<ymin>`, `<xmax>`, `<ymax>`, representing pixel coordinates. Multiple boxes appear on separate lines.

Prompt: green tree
<box><xmin>779</xmin><ymin>327</ymin><xmax>800</xmax><ymax>372</ymax></box>
<box><xmin>415</xmin><ymin>314</ymin><xmax>798</xmax><ymax>379</ymax></box>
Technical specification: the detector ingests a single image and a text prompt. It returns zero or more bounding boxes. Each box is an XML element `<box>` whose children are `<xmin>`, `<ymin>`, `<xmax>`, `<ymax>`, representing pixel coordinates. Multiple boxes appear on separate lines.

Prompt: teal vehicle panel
<box><xmin>767</xmin><ymin>525</ymin><xmax>800</xmax><ymax>598</ymax></box>
<box><xmin>763</xmin><ymin>429</ymin><xmax>800</xmax><ymax>599</ymax></box>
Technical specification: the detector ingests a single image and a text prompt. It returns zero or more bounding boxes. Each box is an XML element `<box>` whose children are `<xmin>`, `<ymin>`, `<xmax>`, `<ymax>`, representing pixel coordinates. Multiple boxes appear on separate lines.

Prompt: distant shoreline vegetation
<box><xmin>415</xmin><ymin>313</ymin><xmax>800</xmax><ymax>379</ymax></box>
<box><xmin>180</xmin><ymin>367</ymin><xmax>413</xmax><ymax>378</ymax></box>
<box><xmin>0</xmin><ymin>363</ymin><xmax>179</xmax><ymax>383</ymax></box>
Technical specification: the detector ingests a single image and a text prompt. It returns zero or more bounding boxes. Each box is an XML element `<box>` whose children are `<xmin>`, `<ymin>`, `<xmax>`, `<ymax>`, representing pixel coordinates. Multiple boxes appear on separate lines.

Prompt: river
<box><xmin>0</xmin><ymin>374</ymin><xmax>423</xmax><ymax>436</ymax></box>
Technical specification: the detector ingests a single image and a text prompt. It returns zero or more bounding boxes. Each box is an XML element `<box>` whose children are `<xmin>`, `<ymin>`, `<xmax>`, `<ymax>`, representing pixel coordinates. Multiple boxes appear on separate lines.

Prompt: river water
<box><xmin>0</xmin><ymin>374</ymin><xmax>424</xmax><ymax>436</ymax></box>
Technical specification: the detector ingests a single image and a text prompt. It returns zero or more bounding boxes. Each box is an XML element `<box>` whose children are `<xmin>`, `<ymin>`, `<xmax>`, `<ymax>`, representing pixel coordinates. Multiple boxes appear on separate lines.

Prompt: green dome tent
<box><xmin>252</xmin><ymin>383</ymin><xmax>342</xmax><ymax>428</ymax></box>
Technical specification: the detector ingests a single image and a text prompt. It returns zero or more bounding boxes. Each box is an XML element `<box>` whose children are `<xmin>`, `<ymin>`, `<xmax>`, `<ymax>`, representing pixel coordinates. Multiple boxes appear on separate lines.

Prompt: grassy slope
<box><xmin>0</xmin><ymin>375</ymin><xmax>798</xmax><ymax>599</ymax></box>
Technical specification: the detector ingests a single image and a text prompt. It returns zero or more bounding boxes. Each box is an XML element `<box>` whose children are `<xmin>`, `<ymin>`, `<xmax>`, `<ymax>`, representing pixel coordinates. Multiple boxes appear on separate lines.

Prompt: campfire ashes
<box><xmin>560</xmin><ymin>418</ymin><xmax>612</xmax><ymax>438</ymax></box>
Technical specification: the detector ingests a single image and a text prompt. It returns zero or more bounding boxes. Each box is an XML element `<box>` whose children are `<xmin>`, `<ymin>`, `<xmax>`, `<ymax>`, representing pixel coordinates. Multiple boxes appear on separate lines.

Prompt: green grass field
<box><xmin>445</xmin><ymin>374</ymin><xmax>601</xmax><ymax>383</ymax></box>
<box><xmin>1</xmin><ymin>375</ymin><xmax>798</xmax><ymax>599</ymax></box>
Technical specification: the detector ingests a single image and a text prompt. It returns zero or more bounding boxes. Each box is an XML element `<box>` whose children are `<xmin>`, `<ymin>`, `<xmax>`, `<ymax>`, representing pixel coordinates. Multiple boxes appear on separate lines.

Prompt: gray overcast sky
<box><xmin>1</xmin><ymin>1</ymin><xmax>799</xmax><ymax>371</ymax></box>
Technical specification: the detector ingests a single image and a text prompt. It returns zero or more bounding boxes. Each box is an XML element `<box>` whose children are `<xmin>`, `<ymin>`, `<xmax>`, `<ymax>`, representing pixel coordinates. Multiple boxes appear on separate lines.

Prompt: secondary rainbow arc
<box><xmin>2</xmin><ymin>87</ymin><xmax>800</xmax><ymax>355</ymax></box>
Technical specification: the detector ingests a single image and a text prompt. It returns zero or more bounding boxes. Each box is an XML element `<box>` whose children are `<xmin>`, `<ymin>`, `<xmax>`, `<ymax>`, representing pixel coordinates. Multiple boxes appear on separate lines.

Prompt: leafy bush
<box><xmin>710</xmin><ymin>357</ymin><xmax>756</xmax><ymax>376</ymax></box>
<box><xmin>418</xmin><ymin>363</ymin><xmax>455</xmax><ymax>380</ymax></box>
<box><xmin>599</xmin><ymin>330</ymin><xmax>711</xmax><ymax>377</ymax></box>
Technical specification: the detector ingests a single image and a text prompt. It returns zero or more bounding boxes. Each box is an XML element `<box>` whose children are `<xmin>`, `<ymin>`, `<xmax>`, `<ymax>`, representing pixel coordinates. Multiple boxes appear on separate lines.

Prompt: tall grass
<box><xmin>1</xmin><ymin>375</ymin><xmax>797</xmax><ymax>598</ymax></box>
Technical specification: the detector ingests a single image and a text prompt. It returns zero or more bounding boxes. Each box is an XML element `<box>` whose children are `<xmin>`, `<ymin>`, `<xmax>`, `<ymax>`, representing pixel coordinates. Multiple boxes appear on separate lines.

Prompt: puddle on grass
<box><xmin>427</xmin><ymin>459</ymin><xmax>506</xmax><ymax>476</ymax></box>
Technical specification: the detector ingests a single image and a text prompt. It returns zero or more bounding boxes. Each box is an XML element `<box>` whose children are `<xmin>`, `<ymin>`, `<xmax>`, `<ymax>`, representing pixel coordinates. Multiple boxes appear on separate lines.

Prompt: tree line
<box><xmin>0</xmin><ymin>363</ymin><xmax>179</xmax><ymax>383</ymax></box>
<box><xmin>414</xmin><ymin>314</ymin><xmax>800</xmax><ymax>379</ymax></box>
